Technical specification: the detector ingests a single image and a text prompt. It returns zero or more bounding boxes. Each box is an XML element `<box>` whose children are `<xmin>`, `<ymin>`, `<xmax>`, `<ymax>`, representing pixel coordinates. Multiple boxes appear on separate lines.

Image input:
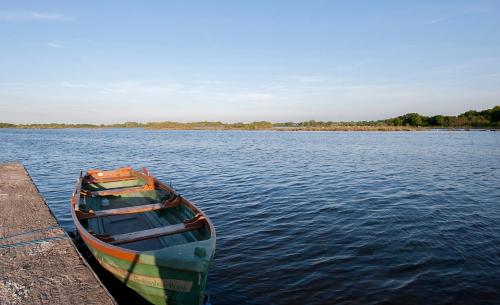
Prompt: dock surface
<box><xmin>0</xmin><ymin>163</ymin><xmax>115</xmax><ymax>305</ymax></box>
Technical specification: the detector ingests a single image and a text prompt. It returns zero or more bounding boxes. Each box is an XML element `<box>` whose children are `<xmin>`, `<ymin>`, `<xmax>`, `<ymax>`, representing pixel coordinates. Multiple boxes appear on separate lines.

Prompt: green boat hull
<box><xmin>88</xmin><ymin>244</ymin><xmax>210</xmax><ymax>305</ymax></box>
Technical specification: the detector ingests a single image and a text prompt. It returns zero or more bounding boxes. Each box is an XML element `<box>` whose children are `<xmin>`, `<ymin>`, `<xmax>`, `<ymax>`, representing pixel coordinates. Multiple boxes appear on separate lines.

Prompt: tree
<box><xmin>401</xmin><ymin>113</ymin><xmax>424</xmax><ymax>126</ymax></box>
<box><xmin>428</xmin><ymin>115</ymin><xmax>445</xmax><ymax>126</ymax></box>
<box><xmin>393</xmin><ymin>118</ymin><xmax>403</xmax><ymax>126</ymax></box>
<box><xmin>491</xmin><ymin>106</ymin><xmax>500</xmax><ymax>122</ymax></box>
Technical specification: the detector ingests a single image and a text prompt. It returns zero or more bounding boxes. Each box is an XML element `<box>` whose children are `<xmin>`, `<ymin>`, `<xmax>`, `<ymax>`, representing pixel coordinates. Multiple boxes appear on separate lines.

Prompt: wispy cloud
<box><xmin>2</xmin><ymin>75</ymin><xmax>499</xmax><ymax>123</ymax></box>
<box><xmin>230</xmin><ymin>92</ymin><xmax>276</xmax><ymax>103</ymax></box>
<box><xmin>418</xmin><ymin>7</ymin><xmax>488</xmax><ymax>25</ymax></box>
<box><xmin>58</xmin><ymin>81</ymin><xmax>90</xmax><ymax>88</ymax></box>
<box><xmin>0</xmin><ymin>11</ymin><xmax>74</xmax><ymax>22</ymax></box>
<box><xmin>100</xmin><ymin>80</ymin><xmax>182</xmax><ymax>95</ymax></box>
<box><xmin>420</xmin><ymin>17</ymin><xmax>446</xmax><ymax>25</ymax></box>
<box><xmin>47</xmin><ymin>42</ymin><xmax>62</xmax><ymax>48</ymax></box>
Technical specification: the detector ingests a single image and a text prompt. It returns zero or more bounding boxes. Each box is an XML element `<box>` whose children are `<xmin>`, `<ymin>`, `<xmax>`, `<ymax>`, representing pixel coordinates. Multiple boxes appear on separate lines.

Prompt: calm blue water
<box><xmin>1</xmin><ymin>129</ymin><xmax>500</xmax><ymax>305</ymax></box>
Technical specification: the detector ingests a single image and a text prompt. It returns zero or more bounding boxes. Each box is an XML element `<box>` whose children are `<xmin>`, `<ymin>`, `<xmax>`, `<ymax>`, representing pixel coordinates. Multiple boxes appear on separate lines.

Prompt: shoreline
<box><xmin>0</xmin><ymin>126</ymin><xmax>498</xmax><ymax>131</ymax></box>
<box><xmin>1</xmin><ymin>105</ymin><xmax>498</xmax><ymax>131</ymax></box>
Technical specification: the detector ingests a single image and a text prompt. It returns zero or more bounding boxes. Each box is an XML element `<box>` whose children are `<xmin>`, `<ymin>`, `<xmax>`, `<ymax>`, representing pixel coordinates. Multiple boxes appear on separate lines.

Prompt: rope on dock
<box><xmin>0</xmin><ymin>235</ymin><xmax>67</xmax><ymax>249</ymax></box>
<box><xmin>0</xmin><ymin>225</ymin><xmax>61</xmax><ymax>241</ymax></box>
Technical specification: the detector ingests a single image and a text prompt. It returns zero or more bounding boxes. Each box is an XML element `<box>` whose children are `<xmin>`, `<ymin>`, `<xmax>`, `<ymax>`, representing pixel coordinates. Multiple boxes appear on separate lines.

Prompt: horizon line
<box><xmin>1</xmin><ymin>104</ymin><xmax>498</xmax><ymax>126</ymax></box>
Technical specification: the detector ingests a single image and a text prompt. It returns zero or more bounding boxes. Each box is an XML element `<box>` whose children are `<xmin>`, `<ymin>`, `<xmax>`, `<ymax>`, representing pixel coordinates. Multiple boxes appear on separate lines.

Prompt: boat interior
<box><xmin>75</xmin><ymin>168</ymin><xmax>211</xmax><ymax>251</ymax></box>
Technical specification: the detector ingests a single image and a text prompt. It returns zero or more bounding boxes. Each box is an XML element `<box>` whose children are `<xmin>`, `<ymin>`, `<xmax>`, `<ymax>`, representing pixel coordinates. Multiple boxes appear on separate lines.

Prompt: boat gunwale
<box><xmin>70</xmin><ymin>167</ymin><xmax>216</xmax><ymax>264</ymax></box>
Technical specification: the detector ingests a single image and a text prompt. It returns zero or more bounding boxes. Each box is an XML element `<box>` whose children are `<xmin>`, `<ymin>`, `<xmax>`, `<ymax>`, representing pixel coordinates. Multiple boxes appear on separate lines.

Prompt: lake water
<box><xmin>1</xmin><ymin>129</ymin><xmax>499</xmax><ymax>305</ymax></box>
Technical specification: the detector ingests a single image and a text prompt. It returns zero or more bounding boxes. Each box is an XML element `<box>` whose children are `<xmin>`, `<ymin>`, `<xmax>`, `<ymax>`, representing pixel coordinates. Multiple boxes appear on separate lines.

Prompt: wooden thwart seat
<box><xmin>76</xmin><ymin>195</ymin><xmax>183</xmax><ymax>220</ymax></box>
<box><xmin>84</xmin><ymin>175</ymin><xmax>137</xmax><ymax>184</ymax></box>
<box><xmin>96</xmin><ymin>214</ymin><xmax>207</xmax><ymax>245</ymax></box>
<box><xmin>83</xmin><ymin>184</ymin><xmax>154</xmax><ymax>197</ymax></box>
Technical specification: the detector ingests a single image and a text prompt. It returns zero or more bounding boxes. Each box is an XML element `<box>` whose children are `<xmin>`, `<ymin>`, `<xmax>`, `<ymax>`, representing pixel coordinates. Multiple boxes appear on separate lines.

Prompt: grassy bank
<box><xmin>0</xmin><ymin>122</ymin><xmax>427</xmax><ymax>131</ymax></box>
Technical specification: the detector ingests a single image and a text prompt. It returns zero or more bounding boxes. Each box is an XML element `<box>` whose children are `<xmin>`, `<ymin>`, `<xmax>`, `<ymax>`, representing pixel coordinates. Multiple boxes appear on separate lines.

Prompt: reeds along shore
<box><xmin>1</xmin><ymin>105</ymin><xmax>499</xmax><ymax>130</ymax></box>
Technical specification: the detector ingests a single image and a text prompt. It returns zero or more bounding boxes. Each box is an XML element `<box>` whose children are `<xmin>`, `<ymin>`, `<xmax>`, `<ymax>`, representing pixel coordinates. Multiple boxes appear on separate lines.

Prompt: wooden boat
<box><xmin>70</xmin><ymin>167</ymin><xmax>216</xmax><ymax>305</ymax></box>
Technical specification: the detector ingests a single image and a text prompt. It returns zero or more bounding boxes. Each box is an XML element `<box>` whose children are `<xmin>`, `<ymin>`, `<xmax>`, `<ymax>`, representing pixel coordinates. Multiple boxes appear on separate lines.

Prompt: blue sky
<box><xmin>1</xmin><ymin>1</ymin><xmax>499</xmax><ymax>123</ymax></box>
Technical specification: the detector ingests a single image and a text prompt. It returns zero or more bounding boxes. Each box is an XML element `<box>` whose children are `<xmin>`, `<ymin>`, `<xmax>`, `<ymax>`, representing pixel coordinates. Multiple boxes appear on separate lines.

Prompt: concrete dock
<box><xmin>0</xmin><ymin>163</ymin><xmax>116</xmax><ymax>305</ymax></box>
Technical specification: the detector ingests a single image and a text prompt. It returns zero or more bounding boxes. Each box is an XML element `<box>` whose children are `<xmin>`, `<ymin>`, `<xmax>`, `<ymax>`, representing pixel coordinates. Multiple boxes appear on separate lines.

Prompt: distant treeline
<box><xmin>385</xmin><ymin>105</ymin><xmax>500</xmax><ymax>127</ymax></box>
<box><xmin>1</xmin><ymin>105</ymin><xmax>498</xmax><ymax>130</ymax></box>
